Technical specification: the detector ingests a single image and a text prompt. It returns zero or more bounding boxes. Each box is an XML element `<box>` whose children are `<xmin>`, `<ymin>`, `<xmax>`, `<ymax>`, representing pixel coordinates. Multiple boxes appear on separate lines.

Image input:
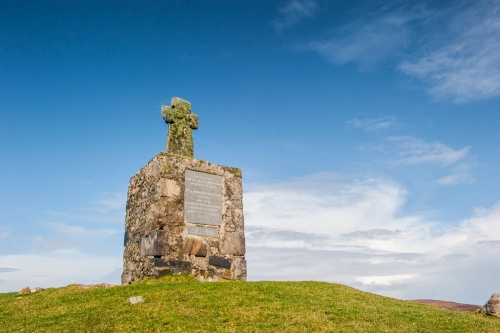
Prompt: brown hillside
<box><xmin>412</xmin><ymin>299</ymin><xmax>481</xmax><ymax>312</ymax></box>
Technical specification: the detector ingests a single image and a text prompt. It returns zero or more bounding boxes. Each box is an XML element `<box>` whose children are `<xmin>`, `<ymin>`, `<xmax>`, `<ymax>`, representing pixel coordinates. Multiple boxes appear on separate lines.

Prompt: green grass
<box><xmin>1</xmin><ymin>276</ymin><xmax>498</xmax><ymax>332</ymax></box>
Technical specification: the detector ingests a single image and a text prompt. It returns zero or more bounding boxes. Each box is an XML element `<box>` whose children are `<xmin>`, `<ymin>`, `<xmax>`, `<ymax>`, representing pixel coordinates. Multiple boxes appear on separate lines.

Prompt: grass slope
<box><xmin>1</xmin><ymin>276</ymin><xmax>498</xmax><ymax>333</ymax></box>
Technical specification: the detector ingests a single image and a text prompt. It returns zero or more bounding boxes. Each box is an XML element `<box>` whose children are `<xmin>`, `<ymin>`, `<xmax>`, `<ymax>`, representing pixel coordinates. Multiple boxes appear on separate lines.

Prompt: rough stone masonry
<box><xmin>121</xmin><ymin>97</ymin><xmax>246</xmax><ymax>283</ymax></box>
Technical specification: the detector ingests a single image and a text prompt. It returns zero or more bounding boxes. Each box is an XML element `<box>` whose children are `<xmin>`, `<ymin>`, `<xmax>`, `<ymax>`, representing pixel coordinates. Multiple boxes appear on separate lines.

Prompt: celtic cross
<box><xmin>161</xmin><ymin>97</ymin><xmax>199</xmax><ymax>157</ymax></box>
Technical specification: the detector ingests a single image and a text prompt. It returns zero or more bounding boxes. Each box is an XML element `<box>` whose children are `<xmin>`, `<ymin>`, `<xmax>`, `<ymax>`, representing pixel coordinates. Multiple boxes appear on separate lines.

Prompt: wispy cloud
<box><xmin>274</xmin><ymin>0</ymin><xmax>318</xmax><ymax>32</ymax></box>
<box><xmin>303</xmin><ymin>3</ymin><xmax>427</xmax><ymax>68</ymax></box>
<box><xmin>348</xmin><ymin>117</ymin><xmax>474</xmax><ymax>185</ymax></box>
<box><xmin>384</xmin><ymin>136</ymin><xmax>470</xmax><ymax>167</ymax></box>
<box><xmin>45</xmin><ymin>192</ymin><xmax>125</xmax><ymax>224</ymax></box>
<box><xmin>21</xmin><ymin>193</ymin><xmax>126</xmax><ymax>256</ymax></box>
<box><xmin>46</xmin><ymin>222</ymin><xmax>118</xmax><ymax>238</ymax></box>
<box><xmin>31</xmin><ymin>221</ymin><xmax>120</xmax><ymax>255</ymax></box>
<box><xmin>0</xmin><ymin>267</ymin><xmax>19</xmax><ymax>273</ymax></box>
<box><xmin>399</xmin><ymin>1</ymin><xmax>500</xmax><ymax>102</ymax></box>
<box><xmin>355</xmin><ymin>274</ymin><xmax>416</xmax><ymax>287</ymax></box>
<box><xmin>90</xmin><ymin>193</ymin><xmax>125</xmax><ymax>214</ymax></box>
<box><xmin>245</xmin><ymin>173</ymin><xmax>500</xmax><ymax>303</ymax></box>
<box><xmin>295</xmin><ymin>1</ymin><xmax>500</xmax><ymax>102</ymax></box>
<box><xmin>383</xmin><ymin>136</ymin><xmax>474</xmax><ymax>186</ymax></box>
<box><xmin>347</xmin><ymin>116</ymin><xmax>399</xmax><ymax>132</ymax></box>
<box><xmin>437</xmin><ymin>167</ymin><xmax>474</xmax><ymax>186</ymax></box>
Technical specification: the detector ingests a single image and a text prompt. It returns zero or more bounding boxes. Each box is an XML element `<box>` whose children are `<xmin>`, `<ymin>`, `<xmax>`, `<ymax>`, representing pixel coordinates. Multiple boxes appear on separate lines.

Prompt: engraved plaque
<box><xmin>188</xmin><ymin>225</ymin><xmax>219</xmax><ymax>237</ymax></box>
<box><xmin>184</xmin><ymin>170</ymin><xmax>222</xmax><ymax>226</ymax></box>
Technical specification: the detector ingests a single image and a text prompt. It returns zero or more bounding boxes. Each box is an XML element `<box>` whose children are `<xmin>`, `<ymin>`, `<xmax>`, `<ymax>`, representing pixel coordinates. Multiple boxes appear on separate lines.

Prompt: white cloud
<box><xmin>0</xmin><ymin>254</ymin><xmax>121</xmax><ymax>292</ymax></box>
<box><xmin>355</xmin><ymin>274</ymin><xmax>417</xmax><ymax>287</ymax></box>
<box><xmin>399</xmin><ymin>1</ymin><xmax>500</xmax><ymax>102</ymax></box>
<box><xmin>298</xmin><ymin>1</ymin><xmax>500</xmax><ymax>102</ymax></box>
<box><xmin>245</xmin><ymin>173</ymin><xmax>413</xmax><ymax>236</ymax></box>
<box><xmin>306</xmin><ymin>20</ymin><xmax>406</xmax><ymax>67</ymax></box>
<box><xmin>46</xmin><ymin>222</ymin><xmax>118</xmax><ymax>238</ymax></box>
<box><xmin>384</xmin><ymin>136</ymin><xmax>469</xmax><ymax>167</ymax></box>
<box><xmin>274</xmin><ymin>0</ymin><xmax>318</xmax><ymax>32</ymax></box>
<box><xmin>244</xmin><ymin>173</ymin><xmax>500</xmax><ymax>303</ymax></box>
<box><xmin>437</xmin><ymin>171</ymin><xmax>473</xmax><ymax>186</ymax></box>
<box><xmin>303</xmin><ymin>3</ymin><xmax>427</xmax><ymax>68</ymax></box>
<box><xmin>348</xmin><ymin>118</ymin><xmax>474</xmax><ymax>185</ymax></box>
<box><xmin>0</xmin><ymin>190</ymin><xmax>126</xmax><ymax>293</ymax></box>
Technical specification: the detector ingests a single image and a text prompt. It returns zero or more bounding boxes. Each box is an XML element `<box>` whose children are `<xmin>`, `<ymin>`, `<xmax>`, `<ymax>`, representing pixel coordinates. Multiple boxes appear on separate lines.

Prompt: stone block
<box><xmin>161</xmin><ymin>178</ymin><xmax>181</xmax><ymax>197</ymax></box>
<box><xmin>209</xmin><ymin>256</ymin><xmax>231</xmax><ymax>269</ymax></box>
<box><xmin>188</xmin><ymin>225</ymin><xmax>219</xmax><ymax>237</ymax></box>
<box><xmin>140</xmin><ymin>235</ymin><xmax>158</xmax><ymax>256</ymax></box>
<box><xmin>154</xmin><ymin>259</ymin><xmax>191</xmax><ymax>275</ymax></box>
<box><xmin>221</xmin><ymin>231</ymin><xmax>245</xmax><ymax>256</ymax></box>
<box><xmin>184</xmin><ymin>237</ymin><xmax>207</xmax><ymax>257</ymax></box>
<box><xmin>221</xmin><ymin>269</ymin><xmax>232</xmax><ymax>280</ymax></box>
<box><xmin>232</xmin><ymin>258</ymin><xmax>247</xmax><ymax>280</ymax></box>
<box><xmin>156</xmin><ymin>230</ymin><xmax>169</xmax><ymax>255</ymax></box>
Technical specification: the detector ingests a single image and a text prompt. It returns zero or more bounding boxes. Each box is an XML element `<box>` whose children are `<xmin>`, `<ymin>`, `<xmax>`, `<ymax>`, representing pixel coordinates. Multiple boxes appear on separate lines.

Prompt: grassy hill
<box><xmin>1</xmin><ymin>276</ymin><xmax>498</xmax><ymax>332</ymax></box>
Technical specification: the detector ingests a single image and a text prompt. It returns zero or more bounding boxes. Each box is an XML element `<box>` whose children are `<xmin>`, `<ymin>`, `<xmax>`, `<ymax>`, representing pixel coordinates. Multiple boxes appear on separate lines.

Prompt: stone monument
<box><xmin>121</xmin><ymin>97</ymin><xmax>246</xmax><ymax>283</ymax></box>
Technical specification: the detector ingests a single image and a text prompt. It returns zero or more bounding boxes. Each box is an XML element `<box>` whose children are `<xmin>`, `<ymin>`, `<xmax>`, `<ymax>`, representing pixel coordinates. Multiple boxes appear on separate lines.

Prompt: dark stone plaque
<box><xmin>154</xmin><ymin>259</ymin><xmax>191</xmax><ymax>269</ymax></box>
<box><xmin>154</xmin><ymin>259</ymin><xmax>191</xmax><ymax>275</ymax></box>
<box><xmin>209</xmin><ymin>256</ymin><xmax>231</xmax><ymax>269</ymax></box>
<box><xmin>184</xmin><ymin>170</ymin><xmax>222</xmax><ymax>226</ymax></box>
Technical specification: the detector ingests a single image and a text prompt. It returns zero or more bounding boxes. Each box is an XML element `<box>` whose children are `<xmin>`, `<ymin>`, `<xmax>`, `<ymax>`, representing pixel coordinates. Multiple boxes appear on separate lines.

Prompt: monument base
<box><xmin>121</xmin><ymin>152</ymin><xmax>246</xmax><ymax>284</ymax></box>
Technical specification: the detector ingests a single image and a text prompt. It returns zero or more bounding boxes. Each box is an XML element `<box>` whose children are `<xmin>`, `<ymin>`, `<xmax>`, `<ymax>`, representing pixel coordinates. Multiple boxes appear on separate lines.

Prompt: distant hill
<box><xmin>1</xmin><ymin>276</ymin><xmax>498</xmax><ymax>332</ymax></box>
<box><xmin>412</xmin><ymin>299</ymin><xmax>480</xmax><ymax>312</ymax></box>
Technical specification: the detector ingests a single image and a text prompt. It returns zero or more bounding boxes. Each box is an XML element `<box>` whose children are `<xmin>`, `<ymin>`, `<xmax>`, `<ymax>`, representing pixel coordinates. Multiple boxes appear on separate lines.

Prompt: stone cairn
<box><xmin>121</xmin><ymin>97</ymin><xmax>246</xmax><ymax>283</ymax></box>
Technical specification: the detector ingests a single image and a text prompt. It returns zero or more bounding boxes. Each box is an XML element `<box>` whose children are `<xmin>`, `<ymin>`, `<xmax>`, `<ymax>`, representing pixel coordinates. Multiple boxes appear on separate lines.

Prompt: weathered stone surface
<box><xmin>156</xmin><ymin>230</ymin><xmax>169</xmax><ymax>256</ymax></box>
<box><xmin>19</xmin><ymin>286</ymin><xmax>31</xmax><ymax>295</ymax></box>
<box><xmin>221</xmin><ymin>231</ymin><xmax>245</xmax><ymax>256</ymax></box>
<box><xmin>161</xmin><ymin>97</ymin><xmax>198</xmax><ymax>157</ymax></box>
<box><xmin>155</xmin><ymin>259</ymin><xmax>192</xmax><ymax>275</ymax></box>
<box><xmin>480</xmin><ymin>293</ymin><xmax>500</xmax><ymax>317</ymax></box>
<box><xmin>140</xmin><ymin>235</ymin><xmax>158</xmax><ymax>256</ymax></box>
<box><xmin>154</xmin><ymin>258</ymin><xmax>191</xmax><ymax>269</ymax></box>
<box><xmin>184</xmin><ymin>237</ymin><xmax>207</xmax><ymax>257</ymax></box>
<box><xmin>231</xmin><ymin>258</ymin><xmax>247</xmax><ymax>280</ymax></box>
<box><xmin>188</xmin><ymin>225</ymin><xmax>219</xmax><ymax>237</ymax></box>
<box><xmin>121</xmin><ymin>97</ymin><xmax>245</xmax><ymax>284</ymax></box>
<box><xmin>209</xmin><ymin>256</ymin><xmax>231</xmax><ymax>269</ymax></box>
<box><xmin>124</xmin><ymin>228</ymin><xmax>129</xmax><ymax>246</ymax></box>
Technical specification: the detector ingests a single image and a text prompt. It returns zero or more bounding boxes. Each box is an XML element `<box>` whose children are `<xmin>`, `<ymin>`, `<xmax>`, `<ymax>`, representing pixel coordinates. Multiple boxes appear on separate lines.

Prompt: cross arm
<box><xmin>190</xmin><ymin>114</ymin><xmax>199</xmax><ymax>129</ymax></box>
<box><xmin>161</xmin><ymin>105</ymin><xmax>175</xmax><ymax>123</ymax></box>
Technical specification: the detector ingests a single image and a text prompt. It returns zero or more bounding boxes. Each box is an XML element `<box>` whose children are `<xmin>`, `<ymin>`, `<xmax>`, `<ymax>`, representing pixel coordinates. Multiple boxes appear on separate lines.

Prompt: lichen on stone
<box><xmin>222</xmin><ymin>166</ymin><xmax>242</xmax><ymax>178</ymax></box>
<box><xmin>161</xmin><ymin>97</ymin><xmax>198</xmax><ymax>158</ymax></box>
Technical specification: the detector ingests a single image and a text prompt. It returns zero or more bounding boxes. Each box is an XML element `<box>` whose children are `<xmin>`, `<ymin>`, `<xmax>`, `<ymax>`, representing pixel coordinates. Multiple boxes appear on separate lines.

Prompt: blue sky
<box><xmin>1</xmin><ymin>0</ymin><xmax>499</xmax><ymax>304</ymax></box>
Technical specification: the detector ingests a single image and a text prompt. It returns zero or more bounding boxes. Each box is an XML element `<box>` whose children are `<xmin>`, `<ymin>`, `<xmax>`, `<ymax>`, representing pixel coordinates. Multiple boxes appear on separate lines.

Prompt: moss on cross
<box><xmin>161</xmin><ymin>97</ymin><xmax>199</xmax><ymax>157</ymax></box>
